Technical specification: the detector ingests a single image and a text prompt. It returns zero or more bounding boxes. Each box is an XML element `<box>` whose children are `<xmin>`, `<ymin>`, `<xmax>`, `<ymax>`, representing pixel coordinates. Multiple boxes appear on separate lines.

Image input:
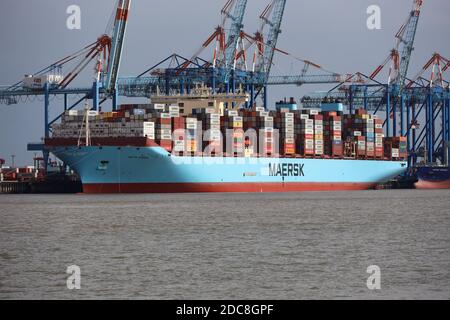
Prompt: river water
<box><xmin>0</xmin><ymin>190</ymin><xmax>449</xmax><ymax>299</ymax></box>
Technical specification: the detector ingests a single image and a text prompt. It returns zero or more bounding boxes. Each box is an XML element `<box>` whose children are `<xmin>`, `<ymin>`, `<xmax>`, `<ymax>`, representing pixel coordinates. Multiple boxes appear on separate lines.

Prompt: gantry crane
<box><xmin>178</xmin><ymin>0</ymin><xmax>248</xmax><ymax>78</ymax></box>
<box><xmin>370</xmin><ymin>0</ymin><xmax>424</xmax><ymax>92</ymax></box>
<box><xmin>1</xmin><ymin>0</ymin><xmax>445</xmax><ymax>170</ymax></box>
<box><xmin>222</xmin><ymin>0</ymin><xmax>248</xmax><ymax>75</ymax></box>
<box><xmin>0</xmin><ymin>0</ymin><xmax>132</xmax><ymax>168</ymax></box>
<box><xmin>257</xmin><ymin>0</ymin><xmax>286</xmax><ymax>78</ymax></box>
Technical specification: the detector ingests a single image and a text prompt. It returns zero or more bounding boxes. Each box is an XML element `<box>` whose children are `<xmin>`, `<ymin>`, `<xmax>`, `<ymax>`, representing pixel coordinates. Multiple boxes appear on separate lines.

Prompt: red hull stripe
<box><xmin>415</xmin><ymin>180</ymin><xmax>450</xmax><ymax>189</ymax></box>
<box><xmin>83</xmin><ymin>182</ymin><xmax>377</xmax><ymax>194</ymax></box>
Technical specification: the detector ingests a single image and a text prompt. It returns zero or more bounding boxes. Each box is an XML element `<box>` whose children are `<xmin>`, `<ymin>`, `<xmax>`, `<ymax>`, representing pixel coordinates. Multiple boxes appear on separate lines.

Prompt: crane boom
<box><xmin>393</xmin><ymin>0</ymin><xmax>423</xmax><ymax>90</ymax></box>
<box><xmin>223</xmin><ymin>0</ymin><xmax>248</xmax><ymax>70</ymax></box>
<box><xmin>260</xmin><ymin>0</ymin><xmax>286</xmax><ymax>78</ymax></box>
<box><xmin>105</xmin><ymin>0</ymin><xmax>131</xmax><ymax>93</ymax></box>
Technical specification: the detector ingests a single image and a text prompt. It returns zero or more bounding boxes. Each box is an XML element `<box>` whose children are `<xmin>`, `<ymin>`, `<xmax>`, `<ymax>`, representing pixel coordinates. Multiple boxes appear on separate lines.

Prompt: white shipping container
<box><xmin>159</xmin><ymin>113</ymin><xmax>171</xmax><ymax>119</ymax></box>
<box><xmin>173</xmin><ymin>146</ymin><xmax>185</xmax><ymax>152</ymax></box>
<box><xmin>208</xmin><ymin>114</ymin><xmax>221</xmax><ymax>119</ymax></box>
<box><xmin>173</xmin><ymin>140</ymin><xmax>185</xmax><ymax>146</ymax></box>
<box><xmin>67</xmin><ymin>110</ymin><xmax>79</xmax><ymax>116</ymax></box>
<box><xmin>302</xmin><ymin>129</ymin><xmax>314</xmax><ymax>134</ymax></box>
<box><xmin>283</xmin><ymin>138</ymin><xmax>295</xmax><ymax>144</ymax></box>
<box><xmin>307</xmin><ymin>109</ymin><xmax>320</xmax><ymax>115</ymax></box>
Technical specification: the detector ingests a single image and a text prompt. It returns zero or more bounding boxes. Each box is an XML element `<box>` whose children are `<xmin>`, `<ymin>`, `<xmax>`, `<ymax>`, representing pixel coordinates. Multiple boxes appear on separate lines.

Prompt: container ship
<box><xmin>45</xmin><ymin>93</ymin><xmax>408</xmax><ymax>193</ymax></box>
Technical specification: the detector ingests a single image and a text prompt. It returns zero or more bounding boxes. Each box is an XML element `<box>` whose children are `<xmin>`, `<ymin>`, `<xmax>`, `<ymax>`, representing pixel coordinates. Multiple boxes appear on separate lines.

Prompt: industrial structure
<box><xmin>303</xmin><ymin>0</ymin><xmax>449</xmax><ymax>167</ymax></box>
<box><xmin>0</xmin><ymin>0</ymin><xmax>448</xmax><ymax>173</ymax></box>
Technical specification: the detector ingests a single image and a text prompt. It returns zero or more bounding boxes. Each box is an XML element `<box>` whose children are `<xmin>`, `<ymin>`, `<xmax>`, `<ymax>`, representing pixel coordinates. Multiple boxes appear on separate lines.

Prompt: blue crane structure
<box><xmin>222</xmin><ymin>0</ymin><xmax>249</xmax><ymax>79</ymax></box>
<box><xmin>250</xmin><ymin>0</ymin><xmax>287</xmax><ymax>108</ymax></box>
<box><xmin>369</xmin><ymin>0</ymin><xmax>424</xmax><ymax>92</ymax></box>
<box><xmin>306</xmin><ymin>72</ymin><xmax>449</xmax><ymax>167</ymax></box>
<box><xmin>303</xmin><ymin>0</ymin><xmax>449</xmax><ymax>167</ymax></box>
<box><xmin>104</xmin><ymin>0</ymin><xmax>131</xmax><ymax>94</ymax></box>
<box><xmin>395</xmin><ymin>0</ymin><xmax>424</xmax><ymax>91</ymax></box>
<box><xmin>258</xmin><ymin>0</ymin><xmax>286</xmax><ymax>77</ymax></box>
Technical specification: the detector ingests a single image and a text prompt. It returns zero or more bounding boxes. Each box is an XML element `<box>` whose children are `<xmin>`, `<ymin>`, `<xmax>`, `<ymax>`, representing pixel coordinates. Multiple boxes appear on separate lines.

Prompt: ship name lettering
<box><xmin>269</xmin><ymin>163</ymin><xmax>304</xmax><ymax>177</ymax></box>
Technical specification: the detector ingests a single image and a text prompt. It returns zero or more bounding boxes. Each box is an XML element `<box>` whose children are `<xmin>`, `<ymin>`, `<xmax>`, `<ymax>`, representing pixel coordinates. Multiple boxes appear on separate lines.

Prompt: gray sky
<box><xmin>1</xmin><ymin>0</ymin><xmax>449</xmax><ymax>166</ymax></box>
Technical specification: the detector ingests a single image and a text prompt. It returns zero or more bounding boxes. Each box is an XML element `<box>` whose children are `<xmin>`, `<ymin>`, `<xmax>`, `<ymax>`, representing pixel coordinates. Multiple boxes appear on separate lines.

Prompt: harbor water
<box><xmin>0</xmin><ymin>190</ymin><xmax>449</xmax><ymax>299</ymax></box>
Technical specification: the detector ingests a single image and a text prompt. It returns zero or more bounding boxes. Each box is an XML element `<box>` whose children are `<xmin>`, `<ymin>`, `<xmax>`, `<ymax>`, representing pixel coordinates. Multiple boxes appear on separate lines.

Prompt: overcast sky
<box><xmin>1</xmin><ymin>0</ymin><xmax>449</xmax><ymax>165</ymax></box>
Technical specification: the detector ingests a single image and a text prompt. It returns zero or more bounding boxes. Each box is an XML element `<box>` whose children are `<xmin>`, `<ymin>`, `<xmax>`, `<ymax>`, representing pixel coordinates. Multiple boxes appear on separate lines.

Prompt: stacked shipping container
<box><xmin>323</xmin><ymin>113</ymin><xmax>343</xmax><ymax>157</ymax></box>
<box><xmin>275</xmin><ymin>111</ymin><xmax>295</xmax><ymax>156</ymax></box>
<box><xmin>51</xmin><ymin>105</ymin><xmax>407</xmax><ymax>161</ymax></box>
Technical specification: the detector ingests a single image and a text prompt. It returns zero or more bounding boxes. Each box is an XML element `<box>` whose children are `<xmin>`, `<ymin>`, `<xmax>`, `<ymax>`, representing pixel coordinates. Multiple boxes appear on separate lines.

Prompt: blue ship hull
<box><xmin>415</xmin><ymin>166</ymin><xmax>450</xmax><ymax>189</ymax></box>
<box><xmin>50</xmin><ymin>146</ymin><xmax>408</xmax><ymax>193</ymax></box>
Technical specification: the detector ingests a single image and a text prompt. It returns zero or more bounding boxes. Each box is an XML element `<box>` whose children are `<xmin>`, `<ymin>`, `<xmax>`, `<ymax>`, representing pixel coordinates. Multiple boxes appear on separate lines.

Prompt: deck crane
<box><xmin>370</xmin><ymin>0</ymin><xmax>424</xmax><ymax>91</ymax></box>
